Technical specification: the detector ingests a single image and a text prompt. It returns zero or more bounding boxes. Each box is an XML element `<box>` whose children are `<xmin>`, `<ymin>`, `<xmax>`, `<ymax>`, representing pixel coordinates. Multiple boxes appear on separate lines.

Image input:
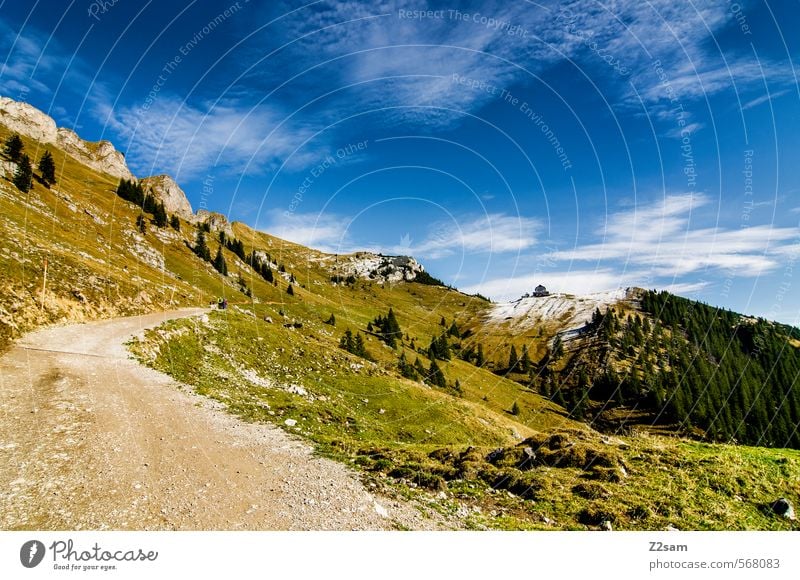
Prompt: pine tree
<box><xmin>398</xmin><ymin>352</ymin><xmax>418</xmax><ymax>380</ymax></box>
<box><xmin>508</xmin><ymin>345</ymin><xmax>519</xmax><ymax>372</ymax></box>
<box><xmin>340</xmin><ymin>330</ymin><xmax>354</xmax><ymax>352</ymax></box>
<box><xmin>194</xmin><ymin>229</ymin><xmax>211</xmax><ymax>261</ymax></box>
<box><xmin>12</xmin><ymin>153</ymin><xmax>33</xmax><ymax>192</ymax></box>
<box><xmin>4</xmin><ymin>134</ymin><xmax>24</xmax><ymax>161</ymax></box>
<box><xmin>170</xmin><ymin>215</ymin><xmax>181</xmax><ymax>231</ymax></box>
<box><xmin>511</xmin><ymin>401</ymin><xmax>520</xmax><ymax>415</ymax></box>
<box><xmin>136</xmin><ymin>214</ymin><xmax>146</xmax><ymax>234</ymax></box>
<box><xmin>353</xmin><ymin>333</ymin><xmax>366</xmax><ymax>357</ymax></box>
<box><xmin>38</xmin><ymin>150</ymin><xmax>56</xmax><ymax>186</ymax></box>
<box><xmin>414</xmin><ymin>357</ymin><xmax>427</xmax><ymax>378</ymax></box>
<box><xmin>427</xmin><ymin>359</ymin><xmax>447</xmax><ymax>388</ymax></box>
<box><xmin>476</xmin><ymin>344</ymin><xmax>485</xmax><ymax>367</ymax></box>
<box><xmin>286</xmin><ymin>284</ymin><xmax>294</xmax><ymax>296</ymax></box>
<box><xmin>448</xmin><ymin>321</ymin><xmax>460</xmax><ymax>337</ymax></box>
<box><xmin>153</xmin><ymin>202</ymin><xmax>168</xmax><ymax>228</ymax></box>
<box><xmin>325</xmin><ymin>313</ymin><xmax>336</xmax><ymax>326</ymax></box>
<box><xmin>521</xmin><ymin>345</ymin><xmax>531</xmax><ymax>373</ymax></box>
<box><xmin>213</xmin><ymin>246</ymin><xmax>228</xmax><ymax>275</ymax></box>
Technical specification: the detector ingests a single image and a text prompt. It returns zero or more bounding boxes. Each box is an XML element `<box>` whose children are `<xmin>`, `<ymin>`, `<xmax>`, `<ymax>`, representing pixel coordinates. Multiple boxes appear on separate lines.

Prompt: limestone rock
<box><xmin>140</xmin><ymin>175</ymin><xmax>194</xmax><ymax>220</ymax></box>
<box><xmin>196</xmin><ymin>209</ymin><xmax>234</xmax><ymax>237</ymax></box>
<box><xmin>0</xmin><ymin>96</ymin><xmax>57</xmax><ymax>142</ymax></box>
<box><xmin>0</xmin><ymin>96</ymin><xmax>134</xmax><ymax>180</ymax></box>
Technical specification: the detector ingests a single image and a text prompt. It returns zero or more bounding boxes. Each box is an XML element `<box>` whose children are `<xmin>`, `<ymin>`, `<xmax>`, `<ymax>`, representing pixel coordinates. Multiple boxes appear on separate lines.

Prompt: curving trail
<box><xmin>0</xmin><ymin>310</ymin><xmax>447</xmax><ymax>530</ymax></box>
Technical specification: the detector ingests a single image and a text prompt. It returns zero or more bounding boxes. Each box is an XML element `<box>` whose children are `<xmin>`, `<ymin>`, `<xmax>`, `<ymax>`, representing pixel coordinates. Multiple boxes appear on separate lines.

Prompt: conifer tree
<box><xmin>448</xmin><ymin>321</ymin><xmax>460</xmax><ymax>337</ymax></box>
<box><xmin>213</xmin><ymin>246</ymin><xmax>228</xmax><ymax>276</ymax></box>
<box><xmin>414</xmin><ymin>357</ymin><xmax>427</xmax><ymax>378</ymax></box>
<box><xmin>286</xmin><ymin>283</ymin><xmax>294</xmax><ymax>295</ymax></box>
<box><xmin>153</xmin><ymin>202</ymin><xmax>168</xmax><ymax>228</ymax></box>
<box><xmin>170</xmin><ymin>215</ymin><xmax>181</xmax><ymax>231</ymax></box>
<box><xmin>38</xmin><ymin>150</ymin><xmax>56</xmax><ymax>186</ymax></box>
<box><xmin>520</xmin><ymin>345</ymin><xmax>531</xmax><ymax>373</ymax></box>
<box><xmin>427</xmin><ymin>359</ymin><xmax>447</xmax><ymax>388</ymax></box>
<box><xmin>508</xmin><ymin>345</ymin><xmax>519</xmax><ymax>371</ymax></box>
<box><xmin>194</xmin><ymin>229</ymin><xmax>211</xmax><ymax>261</ymax></box>
<box><xmin>3</xmin><ymin>134</ymin><xmax>24</xmax><ymax>162</ymax></box>
<box><xmin>12</xmin><ymin>153</ymin><xmax>32</xmax><ymax>192</ymax></box>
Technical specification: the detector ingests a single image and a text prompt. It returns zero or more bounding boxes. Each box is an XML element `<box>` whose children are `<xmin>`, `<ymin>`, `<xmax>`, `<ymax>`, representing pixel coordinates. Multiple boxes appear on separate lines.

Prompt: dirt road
<box><xmin>0</xmin><ymin>310</ymin><xmax>447</xmax><ymax>530</ymax></box>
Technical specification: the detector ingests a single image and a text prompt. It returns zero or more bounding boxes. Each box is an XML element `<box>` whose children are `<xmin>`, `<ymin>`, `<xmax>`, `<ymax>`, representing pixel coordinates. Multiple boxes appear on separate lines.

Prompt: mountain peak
<box><xmin>0</xmin><ymin>95</ymin><xmax>133</xmax><ymax>180</ymax></box>
<box><xmin>140</xmin><ymin>174</ymin><xmax>194</xmax><ymax>220</ymax></box>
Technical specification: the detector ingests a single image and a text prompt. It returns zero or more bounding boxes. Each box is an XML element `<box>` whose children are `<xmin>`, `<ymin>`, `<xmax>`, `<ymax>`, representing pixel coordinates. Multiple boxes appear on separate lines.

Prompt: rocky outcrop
<box><xmin>140</xmin><ymin>175</ymin><xmax>194</xmax><ymax>220</ymax></box>
<box><xmin>334</xmin><ymin>253</ymin><xmax>425</xmax><ymax>283</ymax></box>
<box><xmin>196</xmin><ymin>209</ymin><xmax>233</xmax><ymax>237</ymax></box>
<box><xmin>0</xmin><ymin>96</ymin><xmax>57</xmax><ymax>142</ymax></box>
<box><xmin>0</xmin><ymin>96</ymin><xmax>134</xmax><ymax>180</ymax></box>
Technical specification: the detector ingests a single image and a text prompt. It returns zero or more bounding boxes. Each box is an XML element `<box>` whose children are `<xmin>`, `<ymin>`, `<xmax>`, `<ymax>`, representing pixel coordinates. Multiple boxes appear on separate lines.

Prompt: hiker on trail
<box><xmin>222</xmin><ymin>298</ymin><xmax>228</xmax><ymax>310</ymax></box>
<box><xmin>217</xmin><ymin>297</ymin><xmax>223</xmax><ymax>310</ymax></box>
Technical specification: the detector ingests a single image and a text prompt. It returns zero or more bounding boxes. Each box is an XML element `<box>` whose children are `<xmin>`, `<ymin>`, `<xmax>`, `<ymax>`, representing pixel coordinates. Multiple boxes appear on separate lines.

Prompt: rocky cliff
<box><xmin>140</xmin><ymin>174</ymin><xmax>194</xmax><ymax>220</ymax></box>
<box><xmin>0</xmin><ymin>96</ymin><xmax>134</xmax><ymax>180</ymax></box>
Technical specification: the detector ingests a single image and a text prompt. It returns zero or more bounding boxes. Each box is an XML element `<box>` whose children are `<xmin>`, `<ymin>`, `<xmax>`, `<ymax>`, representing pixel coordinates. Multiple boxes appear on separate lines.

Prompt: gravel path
<box><xmin>0</xmin><ymin>310</ymin><xmax>451</xmax><ymax>530</ymax></box>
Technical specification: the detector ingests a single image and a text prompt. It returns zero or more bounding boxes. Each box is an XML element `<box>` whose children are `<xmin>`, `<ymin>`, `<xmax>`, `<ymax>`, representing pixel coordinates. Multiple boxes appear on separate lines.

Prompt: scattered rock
<box><xmin>287</xmin><ymin>384</ymin><xmax>307</xmax><ymax>397</ymax></box>
<box><xmin>264</xmin><ymin>316</ymin><xmax>273</xmax><ymax>324</ymax></box>
<box><xmin>600</xmin><ymin>520</ymin><xmax>613</xmax><ymax>531</ymax></box>
<box><xmin>284</xmin><ymin>419</ymin><xmax>297</xmax><ymax>427</ymax></box>
<box><xmin>373</xmin><ymin>501</ymin><xmax>389</xmax><ymax>518</ymax></box>
<box><xmin>771</xmin><ymin>498</ymin><xmax>795</xmax><ymax>520</ymax></box>
<box><xmin>71</xmin><ymin>290</ymin><xmax>87</xmax><ymax>303</ymax></box>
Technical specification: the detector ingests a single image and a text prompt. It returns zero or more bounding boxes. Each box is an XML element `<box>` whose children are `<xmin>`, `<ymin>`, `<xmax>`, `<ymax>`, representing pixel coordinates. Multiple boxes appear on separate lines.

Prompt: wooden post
<box><xmin>40</xmin><ymin>258</ymin><xmax>48</xmax><ymax>310</ymax></box>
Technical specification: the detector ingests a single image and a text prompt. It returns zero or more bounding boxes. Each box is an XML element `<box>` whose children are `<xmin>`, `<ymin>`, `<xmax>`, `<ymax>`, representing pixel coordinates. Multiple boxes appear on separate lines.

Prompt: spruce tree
<box><xmin>414</xmin><ymin>357</ymin><xmax>427</xmax><ymax>378</ymax></box>
<box><xmin>476</xmin><ymin>344</ymin><xmax>485</xmax><ymax>367</ymax></box>
<box><xmin>520</xmin><ymin>345</ymin><xmax>531</xmax><ymax>373</ymax></box>
<box><xmin>170</xmin><ymin>215</ymin><xmax>181</xmax><ymax>231</ymax></box>
<box><xmin>194</xmin><ymin>229</ymin><xmax>211</xmax><ymax>261</ymax></box>
<box><xmin>212</xmin><ymin>246</ymin><xmax>227</xmax><ymax>275</ymax></box>
<box><xmin>448</xmin><ymin>321</ymin><xmax>460</xmax><ymax>337</ymax></box>
<box><xmin>136</xmin><ymin>214</ymin><xmax>146</xmax><ymax>234</ymax></box>
<box><xmin>340</xmin><ymin>330</ymin><xmax>354</xmax><ymax>352</ymax></box>
<box><xmin>508</xmin><ymin>345</ymin><xmax>519</xmax><ymax>372</ymax></box>
<box><xmin>38</xmin><ymin>150</ymin><xmax>56</xmax><ymax>186</ymax></box>
<box><xmin>12</xmin><ymin>153</ymin><xmax>33</xmax><ymax>192</ymax></box>
<box><xmin>427</xmin><ymin>359</ymin><xmax>447</xmax><ymax>388</ymax></box>
<box><xmin>153</xmin><ymin>202</ymin><xmax>168</xmax><ymax>228</ymax></box>
<box><xmin>4</xmin><ymin>134</ymin><xmax>24</xmax><ymax>161</ymax></box>
<box><xmin>286</xmin><ymin>284</ymin><xmax>294</xmax><ymax>296</ymax></box>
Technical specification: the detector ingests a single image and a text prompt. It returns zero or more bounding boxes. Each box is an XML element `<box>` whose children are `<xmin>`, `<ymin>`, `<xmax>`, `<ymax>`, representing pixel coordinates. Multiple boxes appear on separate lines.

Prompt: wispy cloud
<box><xmin>251</xmin><ymin>0</ymin><xmax>796</xmax><ymax>138</ymax></box>
<box><xmin>386</xmin><ymin>213</ymin><xmax>540</xmax><ymax>259</ymax></box>
<box><xmin>261</xmin><ymin>209</ymin><xmax>358</xmax><ymax>253</ymax></box>
<box><xmin>100</xmin><ymin>95</ymin><xmax>318</xmax><ymax>180</ymax></box>
<box><xmin>741</xmin><ymin>89</ymin><xmax>791</xmax><ymax>110</ymax></box>
<box><xmin>554</xmin><ymin>193</ymin><xmax>798</xmax><ymax>277</ymax></box>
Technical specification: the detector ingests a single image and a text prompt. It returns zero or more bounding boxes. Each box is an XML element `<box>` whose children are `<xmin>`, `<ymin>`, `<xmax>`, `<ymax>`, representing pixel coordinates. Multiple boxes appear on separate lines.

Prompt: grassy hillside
<box><xmin>131</xmin><ymin>309</ymin><xmax>800</xmax><ymax>530</ymax></box>
<box><xmin>4</xmin><ymin>116</ymin><xmax>800</xmax><ymax>531</ymax></box>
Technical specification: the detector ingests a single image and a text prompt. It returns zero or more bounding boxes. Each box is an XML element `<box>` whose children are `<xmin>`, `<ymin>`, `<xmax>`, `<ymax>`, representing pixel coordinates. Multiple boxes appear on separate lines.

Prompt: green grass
<box><xmin>131</xmin><ymin>310</ymin><xmax>800</xmax><ymax>531</ymax></box>
<box><xmin>5</xmin><ymin>117</ymin><xmax>800</xmax><ymax>531</ymax></box>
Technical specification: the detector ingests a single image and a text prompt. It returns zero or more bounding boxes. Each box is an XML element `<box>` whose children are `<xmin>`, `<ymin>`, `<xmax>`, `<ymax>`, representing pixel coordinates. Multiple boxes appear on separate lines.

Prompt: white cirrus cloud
<box><xmin>553</xmin><ymin>193</ymin><xmax>798</xmax><ymax>277</ymax></box>
<box><xmin>98</xmin><ymin>95</ymin><xmax>319</xmax><ymax>180</ymax></box>
<box><xmin>386</xmin><ymin>213</ymin><xmax>540</xmax><ymax>259</ymax></box>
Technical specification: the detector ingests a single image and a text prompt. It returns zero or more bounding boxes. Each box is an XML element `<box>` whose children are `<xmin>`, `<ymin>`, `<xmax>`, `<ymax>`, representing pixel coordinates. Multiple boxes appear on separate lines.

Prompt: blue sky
<box><xmin>1</xmin><ymin>0</ymin><xmax>799</xmax><ymax>324</ymax></box>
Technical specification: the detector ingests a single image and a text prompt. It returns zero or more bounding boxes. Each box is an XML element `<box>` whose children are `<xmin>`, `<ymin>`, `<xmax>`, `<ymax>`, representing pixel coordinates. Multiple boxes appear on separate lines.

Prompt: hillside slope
<box><xmin>2</xmin><ymin>96</ymin><xmax>799</xmax><ymax>531</ymax></box>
